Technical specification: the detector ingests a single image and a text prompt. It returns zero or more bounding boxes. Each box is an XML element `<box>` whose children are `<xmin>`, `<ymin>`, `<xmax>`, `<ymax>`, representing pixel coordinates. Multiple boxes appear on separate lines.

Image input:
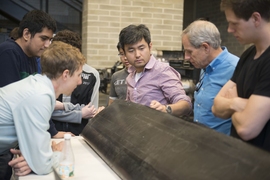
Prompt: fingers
<box><xmin>97</xmin><ymin>106</ymin><xmax>105</xmax><ymax>113</ymax></box>
<box><xmin>150</xmin><ymin>100</ymin><xmax>156</xmax><ymax>106</ymax></box>
<box><xmin>52</xmin><ymin>141</ymin><xmax>64</xmax><ymax>151</ymax></box>
<box><xmin>83</xmin><ymin>104</ymin><xmax>95</xmax><ymax>111</ymax></box>
<box><xmin>14</xmin><ymin>164</ymin><xmax>32</xmax><ymax>176</ymax></box>
<box><xmin>8</xmin><ymin>156</ymin><xmax>21</xmax><ymax>167</ymax></box>
<box><xmin>53</xmin><ymin>131</ymin><xmax>75</xmax><ymax>139</ymax></box>
<box><xmin>66</xmin><ymin>132</ymin><xmax>75</xmax><ymax>136</ymax></box>
<box><xmin>10</xmin><ymin>149</ymin><xmax>21</xmax><ymax>155</ymax></box>
<box><xmin>82</xmin><ymin>105</ymin><xmax>97</xmax><ymax>118</ymax></box>
<box><xmin>93</xmin><ymin>106</ymin><xmax>105</xmax><ymax>117</ymax></box>
<box><xmin>52</xmin><ymin>132</ymin><xmax>64</xmax><ymax>139</ymax></box>
<box><xmin>150</xmin><ymin>100</ymin><xmax>159</xmax><ymax>108</ymax></box>
<box><xmin>51</xmin><ymin>140</ymin><xmax>57</xmax><ymax>151</ymax></box>
<box><xmin>91</xmin><ymin>106</ymin><xmax>97</xmax><ymax>114</ymax></box>
<box><xmin>149</xmin><ymin>100</ymin><xmax>165</xmax><ymax>112</ymax></box>
<box><xmin>10</xmin><ymin>156</ymin><xmax>26</xmax><ymax>168</ymax></box>
<box><xmin>56</xmin><ymin>141</ymin><xmax>64</xmax><ymax>151</ymax></box>
<box><xmin>8</xmin><ymin>155</ymin><xmax>32</xmax><ymax>176</ymax></box>
<box><xmin>85</xmin><ymin>104</ymin><xmax>95</xmax><ymax>110</ymax></box>
<box><xmin>155</xmin><ymin>105</ymin><xmax>165</xmax><ymax>112</ymax></box>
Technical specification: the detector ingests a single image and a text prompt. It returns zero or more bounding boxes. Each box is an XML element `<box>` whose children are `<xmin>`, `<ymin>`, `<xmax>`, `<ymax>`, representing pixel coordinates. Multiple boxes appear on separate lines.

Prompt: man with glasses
<box><xmin>119</xmin><ymin>24</ymin><xmax>191</xmax><ymax>116</ymax></box>
<box><xmin>182</xmin><ymin>20</ymin><xmax>239</xmax><ymax>135</ymax></box>
<box><xmin>0</xmin><ymin>10</ymin><xmax>56</xmax><ymax>87</ymax></box>
<box><xmin>108</xmin><ymin>42</ymin><xmax>131</xmax><ymax>105</ymax></box>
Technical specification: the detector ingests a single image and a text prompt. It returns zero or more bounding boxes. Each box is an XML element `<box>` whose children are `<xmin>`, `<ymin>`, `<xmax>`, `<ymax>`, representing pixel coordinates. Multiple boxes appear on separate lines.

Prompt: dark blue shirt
<box><xmin>0</xmin><ymin>38</ymin><xmax>37</xmax><ymax>87</ymax></box>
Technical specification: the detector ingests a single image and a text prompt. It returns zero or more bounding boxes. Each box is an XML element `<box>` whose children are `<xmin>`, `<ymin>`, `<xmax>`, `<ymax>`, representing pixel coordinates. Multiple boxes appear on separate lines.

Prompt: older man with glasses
<box><xmin>182</xmin><ymin>20</ymin><xmax>239</xmax><ymax>135</ymax></box>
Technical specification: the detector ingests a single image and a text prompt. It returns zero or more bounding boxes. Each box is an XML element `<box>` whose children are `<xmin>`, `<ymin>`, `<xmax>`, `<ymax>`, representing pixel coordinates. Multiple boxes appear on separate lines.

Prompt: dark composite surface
<box><xmin>81</xmin><ymin>100</ymin><xmax>270</xmax><ymax>180</ymax></box>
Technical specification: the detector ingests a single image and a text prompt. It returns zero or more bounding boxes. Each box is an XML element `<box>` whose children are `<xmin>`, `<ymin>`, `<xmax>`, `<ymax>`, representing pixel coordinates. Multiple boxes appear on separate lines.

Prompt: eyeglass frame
<box><xmin>118</xmin><ymin>53</ymin><xmax>125</xmax><ymax>57</ymax></box>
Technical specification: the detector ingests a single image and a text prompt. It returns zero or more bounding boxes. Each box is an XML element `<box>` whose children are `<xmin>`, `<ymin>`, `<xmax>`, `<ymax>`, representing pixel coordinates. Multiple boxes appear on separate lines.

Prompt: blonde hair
<box><xmin>41</xmin><ymin>41</ymin><xmax>85</xmax><ymax>79</ymax></box>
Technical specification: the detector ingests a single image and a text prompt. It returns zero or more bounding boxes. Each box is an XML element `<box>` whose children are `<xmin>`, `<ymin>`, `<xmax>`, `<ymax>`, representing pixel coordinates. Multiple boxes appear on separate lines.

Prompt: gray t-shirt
<box><xmin>109</xmin><ymin>68</ymin><xmax>129</xmax><ymax>100</ymax></box>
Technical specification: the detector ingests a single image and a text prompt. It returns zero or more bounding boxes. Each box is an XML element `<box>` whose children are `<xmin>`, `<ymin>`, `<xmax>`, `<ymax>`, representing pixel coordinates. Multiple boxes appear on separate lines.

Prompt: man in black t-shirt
<box><xmin>212</xmin><ymin>0</ymin><xmax>270</xmax><ymax>152</ymax></box>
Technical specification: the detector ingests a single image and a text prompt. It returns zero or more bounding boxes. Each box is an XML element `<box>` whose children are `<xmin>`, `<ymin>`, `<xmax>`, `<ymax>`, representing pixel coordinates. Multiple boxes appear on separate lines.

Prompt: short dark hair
<box><xmin>53</xmin><ymin>29</ymin><xmax>81</xmax><ymax>51</ymax></box>
<box><xmin>220</xmin><ymin>0</ymin><xmax>270</xmax><ymax>21</ymax></box>
<box><xmin>18</xmin><ymin>10</ymin><xmax>57</xmax><ymax>38</ymax></box>
<box><xmin>9</xmin><ymin>27</ymin><xmax>19</xmax><ymax>40</ymax></box>
<box><xmin>119</xmin><ymin>24</ymin><xmax>151</xmax><ymax>51</ymax></box>
<box><xmin>116</xmin><ymin>42</ymin><xmax>122</xmax><ymax>51</ymax></box>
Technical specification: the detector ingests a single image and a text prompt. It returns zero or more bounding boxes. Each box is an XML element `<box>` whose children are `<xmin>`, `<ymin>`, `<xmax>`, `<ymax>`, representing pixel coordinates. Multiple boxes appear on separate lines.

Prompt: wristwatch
<box><xmin>165</xmin><ymin>105</ymin><xmax>172</xmax><ymax>114</ymax></box>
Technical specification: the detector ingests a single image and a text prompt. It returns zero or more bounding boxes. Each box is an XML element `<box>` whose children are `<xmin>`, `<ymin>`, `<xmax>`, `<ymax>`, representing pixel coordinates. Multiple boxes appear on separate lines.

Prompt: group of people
<box><xmin>111</xmin><ymin>24</ymin><xmax>192</xmax><ymax>116</ymax></box>
<box><xmin>1</xmin><ymin>0</ymin><xmax>270</xmax><ymax>179</ymax></box>
<box><xmin>109</xmin><ymin>0</ymin><xmax>270</xmax><ymax>154</ymax></box>
<box><xmin>0</xmin><ymin>10</ymin><xmax>103</xmax><ymax>179</ymax></box>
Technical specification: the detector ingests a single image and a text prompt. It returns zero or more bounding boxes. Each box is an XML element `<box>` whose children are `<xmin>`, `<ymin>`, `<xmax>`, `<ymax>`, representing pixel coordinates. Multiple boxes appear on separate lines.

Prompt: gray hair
<box><xmin>182</xmin><ymin>20</ymin><xmax>221</xmax><ymax>49</ymax></box>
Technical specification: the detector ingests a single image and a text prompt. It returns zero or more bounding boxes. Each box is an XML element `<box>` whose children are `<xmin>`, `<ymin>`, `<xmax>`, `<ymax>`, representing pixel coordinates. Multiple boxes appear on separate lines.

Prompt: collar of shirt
<box><xmin>205</xmin><ymin>46</ymin><xmax>228</xmax><ymax>74</ymax></box>
<box><xmin>128</xmin><ymin>55</ymin><xmax>156</xmax><ymax>76</ymax></box>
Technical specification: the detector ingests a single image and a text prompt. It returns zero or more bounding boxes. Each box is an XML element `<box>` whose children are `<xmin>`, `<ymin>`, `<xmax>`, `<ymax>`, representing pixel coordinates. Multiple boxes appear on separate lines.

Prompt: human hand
<box><xmin>223</xmin><ymin>86</ymin><xmax>246</xmax><ymax>112</ymax></box>
<box><xmin>93</xmin><ymin>106</ymin><xmax>105</xmax><ymax>117</ymax></box>
<box><xmin>82</xmin><ymin>103</ymin><xmax>97</xmax><ymax>118</ymax></box>
<box><xmin>51</xmin><ymin>141</ymin><xmax>64</xmax><ymax>152</ymax></box>
<box><xmin>55</xmin><ymin>100</ymin><xmax>64</xmax><ymax>110</ymax></box>
<box><xmin>224</xmin><ymin>86</ymin><xmax>238</xmax><ymax>99</ymax></box>
<box><xmin>8</xmin><ymin>149</ymin><xmax>32</xmax><ymax>176</ymax></box>
<box><xmin>150</xmin><ymin>100</ymin><xmax>166</xmax><ymax>112</ymax></box>
<box><xmin>230</xmin><ymin>97</ymin><xmax>248</xmax><ymax>112</ymax></box>
<box><xmin>52</xmin><ymin>131</ymin><xmax>75</xmax><ymax>139</ymax></box>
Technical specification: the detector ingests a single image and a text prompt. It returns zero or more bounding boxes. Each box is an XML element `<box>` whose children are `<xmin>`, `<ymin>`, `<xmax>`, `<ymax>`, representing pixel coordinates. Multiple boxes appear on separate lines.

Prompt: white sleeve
<box><xmin>91</xmin><ymin>69</ymin><xmax>100</xmax><ymax>109</ymax></box>
<box><xmin>13</xmin><ymin>93</ymin><xmax>59</xmax><ymax>175</ymax></box>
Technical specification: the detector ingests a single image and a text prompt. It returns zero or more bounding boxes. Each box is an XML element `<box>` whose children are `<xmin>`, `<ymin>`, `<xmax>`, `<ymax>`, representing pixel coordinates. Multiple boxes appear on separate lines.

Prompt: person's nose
<box><xmin>184</xmin><ymin>54</ymin><xmax>190</xmax><ymax>61</ymax></box>
<box><xmin>44</xmin><ymin>39</ymin><xmax>51</xmax><ymax>48</ymax></box>
<box><xmin>135</xmin><ymin>50</ymin><xmax>140</xmax><ymax>58</ymax></box>
<box><xmin>227</xmin><ymin>25</ymin><xmax>234</xmax><ymax>33</ymax></box>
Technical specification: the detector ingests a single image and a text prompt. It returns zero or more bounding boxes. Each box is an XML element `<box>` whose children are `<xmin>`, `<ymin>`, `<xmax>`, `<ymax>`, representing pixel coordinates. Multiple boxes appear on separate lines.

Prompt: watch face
<box><xmin>166</xmin><ymin>105</ymin><xmax>172</xmax><ymax>114</ymax></box>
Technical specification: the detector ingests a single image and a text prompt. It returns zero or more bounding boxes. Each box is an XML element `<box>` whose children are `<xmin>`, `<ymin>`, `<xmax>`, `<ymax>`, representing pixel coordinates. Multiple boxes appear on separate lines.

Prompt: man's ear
<box><xmin>62</xmin><ymin>69</ymin><xmax>70</xmax><ymax>80</ymax></box>
<box><xmin>251</xmin><ymin>12</ymin><xmax>262</xmax><ymax>27</ymax></box>
<box><xmin>149</xmin><ymin>42</ymin><xmax>153</xmax><ymax>51</ymax></box>
<box><xmin>201</xmin><ymin>42</ymin><xmax>210</xmax><ymax>53</ymax></box>
<box><xmin>22</xmin><ymin>28</ymin><xmax>31</xmax><ymax>41</ymax></box>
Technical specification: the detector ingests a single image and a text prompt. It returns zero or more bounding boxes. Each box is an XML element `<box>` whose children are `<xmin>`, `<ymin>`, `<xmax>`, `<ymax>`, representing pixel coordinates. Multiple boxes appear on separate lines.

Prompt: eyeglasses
<box><xmin>195</xmin><ymin>70</ymin><xmax>205</xmax><ymax>92</ymax></box>
<box><xmin>118</xmin><ymin>53</ymin><xmax>124</xmax><ymax>57</ymax></box>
